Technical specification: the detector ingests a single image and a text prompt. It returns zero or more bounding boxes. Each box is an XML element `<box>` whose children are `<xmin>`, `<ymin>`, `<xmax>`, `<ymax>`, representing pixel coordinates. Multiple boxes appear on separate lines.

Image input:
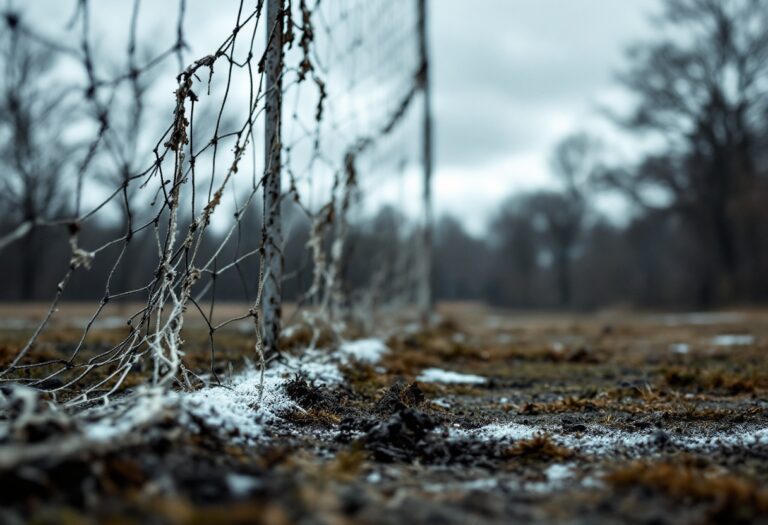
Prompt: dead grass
<box><xmin>661</xmin><ymin>365</ymin><xmax>768</xmax><ymax>395</ymax></box>
<box><xmin>504</xmin><ymin>435</ymin><xmax>575</xmax><ymax>462</ymax></box>
<box><xmin>606</xmin><ymin>459</ymin><xmax>768</xmax><ymax>520</ymax></box>
<box><xmin>283</xmin><ymin>408</ymin><xmax>342</xmax><ymax>426</ymax></box>
<box><xmin>519</xmin><ymin>395</ymin><xmax>610</xmax><ymax>415</ymax></box>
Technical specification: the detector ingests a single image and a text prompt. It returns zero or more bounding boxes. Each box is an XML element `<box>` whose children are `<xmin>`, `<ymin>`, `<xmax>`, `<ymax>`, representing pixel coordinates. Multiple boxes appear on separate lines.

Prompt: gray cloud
<box><xmin>431</xmin><ymin>0</ymin><xmax>661</xmax><ymax>170</ymax></box>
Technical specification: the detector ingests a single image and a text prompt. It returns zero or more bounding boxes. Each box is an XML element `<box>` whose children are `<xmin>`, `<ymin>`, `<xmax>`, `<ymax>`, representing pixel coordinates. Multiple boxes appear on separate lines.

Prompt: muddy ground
<box><xmin>1</xmin><ymin>304</ymin><xmax>768</xmax><ymax>524</ymax></box>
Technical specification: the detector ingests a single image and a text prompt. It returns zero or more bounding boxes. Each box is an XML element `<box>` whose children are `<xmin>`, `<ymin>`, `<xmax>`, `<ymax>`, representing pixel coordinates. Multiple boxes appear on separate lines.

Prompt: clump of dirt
<box><xmin>363</xmin><ymin>408</ymin><xmax>439</xmax><ymax>462</ymax></box>
<box><xmin>284</xmin><ymin>373</ymin><xmax>336</xmax><ymax>411</ymax></box>
<box><xmin>0</xmin><ymin>385</ymin><xmax>79</xmax><ymax>444</ymax></box>
<box><xmin>283</xmin><ymin>373</ymin><xmax>346</xmax><ymax>427</ymax></box>
<box><xmin>374</xmin><ymin>381</ymin><xmax>426</xmax><ymax>415</ymax></box>
<box><xmin>349</xmin><ymin>380</ymin><xmax>507</xmax><ymax>467</ymax></box>
<box><xmin>4</xmin><ymin>307</ymin><xmax>768</xmax><ymax>524</ymax></box>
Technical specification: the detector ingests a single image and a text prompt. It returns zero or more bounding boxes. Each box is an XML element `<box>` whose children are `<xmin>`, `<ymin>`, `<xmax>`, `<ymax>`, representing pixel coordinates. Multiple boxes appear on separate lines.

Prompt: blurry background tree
<box><xmin>605</xmin><ymin>0</ymin><xmax>768</xmax><ymax>306</ymax></box>
<box><xmin>1</xmin><ymin>0</ymin><xmax>767</xmax><ymax>311</ymax></box>
<box><xmin>0</xmin><ymin>24</ymin><xmax>78</xmax><ymax>299</ymax></box>
<box><xmin>541</xmin><ymin>132</ymin><xmax>599</xmax><ymax>308</ymax></box>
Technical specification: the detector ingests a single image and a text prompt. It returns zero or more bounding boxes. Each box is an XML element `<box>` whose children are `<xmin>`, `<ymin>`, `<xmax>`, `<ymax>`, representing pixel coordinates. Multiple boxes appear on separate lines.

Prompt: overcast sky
<box><xmin>19</xmin><ymin>0</ymin><xmax>664</xmax><ymax>234</ymax></box>
<box><xmin>431</xmin><ymin>0</ymin><xmax>662</xmax><ymax>232</ymax></box>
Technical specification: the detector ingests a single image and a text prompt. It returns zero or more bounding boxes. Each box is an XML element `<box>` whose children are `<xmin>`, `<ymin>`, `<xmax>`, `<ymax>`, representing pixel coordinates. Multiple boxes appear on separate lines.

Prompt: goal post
<box><xmin>0</xmin><ymin>0</ymin><xmax>432</xmax><ymax>399</ymax></box>
<box><xmin>418</xmin><ymin>0</ymin><xmax>434</xmax><ymax>323</ymax></box>
<box><xmin>262</xmin><ymin>0</ymin><xmax>284</xmax><ymax>356</ymax></box>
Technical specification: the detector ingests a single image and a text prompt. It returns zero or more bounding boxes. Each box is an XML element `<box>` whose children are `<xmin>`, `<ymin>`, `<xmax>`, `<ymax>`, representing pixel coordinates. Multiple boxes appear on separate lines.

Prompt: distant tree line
<box><xmin>1</xmin><ymin>0</ymin><xmax>767</xmax><ymax>310</ymax></box>
<box><xmin>433</xmin><ymin>0</ymin><xmax>768</xmax><ymax>310</ymax></box>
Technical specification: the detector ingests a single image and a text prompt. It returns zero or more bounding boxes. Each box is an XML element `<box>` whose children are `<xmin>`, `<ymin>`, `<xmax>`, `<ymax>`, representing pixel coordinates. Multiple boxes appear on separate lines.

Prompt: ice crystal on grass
<box><xmin>180</xmin><ymin>339</ymin><xmax>389</xmax><ymax>442</ymax></box>
<box><xmin>711</xmin><ymin>334</ymin><xmax>754</xmax><ymax>346</ymax></box>
<box><xmin>183</xmin><ymin>367</ymin><xmax>296</xmax><ymax>442</ymax></box>
<box><xmin>458</xmin><ymin>421</ymin><xmax>768</xmax><ymax>457</ymax></box>
<box><xmin>669</xmin><ymin>343</ymin><xmax>690</xmax><ymax>354</ymax></box>
<box><xmin>338</xmin><ymin>338</ymin><xmax>389</xmax><ymax>364</ymax></box>
<box><xmin>417</xmin><ymin>368</ymin><xmax>487</xmax><ymax>384</ymax></box>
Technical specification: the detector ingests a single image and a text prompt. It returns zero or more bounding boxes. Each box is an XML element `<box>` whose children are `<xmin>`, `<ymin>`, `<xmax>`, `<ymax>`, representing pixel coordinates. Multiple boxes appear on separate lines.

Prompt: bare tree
<box><xmin>0</xmin><ymin>21</ymin><xmax>78</xmax><ymax>299</ymax></box>
<box><xmin>610</xmin><ymin>0</ymin><xmax>768</xmax><ymax>303</ymax></box>
<box><xmin>490</xmin><ymin>200</ymin><xmax>541</xmax><ymax>307</ymax></box>
<box><xmin>539</xmin><ymin>132</ymin><xmax>600</xmax><ymax>307</ymax></box>
<box><xmin>527</xmin><ymin>192</ymin><xmax>583</xmax><ymax>308</ymax></box>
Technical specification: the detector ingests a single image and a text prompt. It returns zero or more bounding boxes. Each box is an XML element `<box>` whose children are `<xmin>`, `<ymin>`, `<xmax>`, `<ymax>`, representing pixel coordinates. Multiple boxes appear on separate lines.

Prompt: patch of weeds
<box><xmin>279</xmin><ymin>322</ymin><xmax>336</xmax><ymax>352</ymax></box>
<box><xmin>661</xmin><ymin>365</ymin><xmax>768</xmax><ymax>395</ymax></box>
<box><xmin>374</xmin><ymin>381</ymin><xmax>425</xmax><ymax>415</ymax></box>
<box><xmin>379</xmin><ymin>349</ymin><xmax>442</xmax><ymax>377</ymax></box>
<box><xmin>606</xmin><ymin>459</ymin><xmax>768</xmax><ymax>522</ymax></box>
<box><xmin>284</xmin><ymin>373</ymin><xmax>332</xmax><ymax>410</ymax></box>
<box><xmin>283</xmin><ymin>374</ymin><xmax>342</xmax><ymax>427</ymax></box>
<box><xmin>364</xmin><ymin>408</ymin><xmax>438</xmax><ymax>463</ymax></box>
<box><xmin>340</xmin><ymin>362</ymin><xmax>391</xmax><ymax>400</ymax></box>
<box><xmin>503</xmin><ymin>435</ymin><xmax>575</xmax><ymax>462</ymax></box>
<box><xmin>416</xmin><ymin>381</ymin><xmax>486</xmax><ymax>398</ymax></box>
<box><xmin>384</xmin><ymin>318</ymin><xmax>480</xmax><ymax>369</ymax></box>
<box><xmin>321</xmin><ymin>447</ymin><xmax>367</xmax><ymax>481</ymax></box>
<box><xmin>285</xmin><ymin>408</ymin><xmax>342</xmax><ymax>426</ymax></box>
<box><xmin>519</xmin><ymin>395</ymin><xmax>608</xmax><ymax>415</ymax></box>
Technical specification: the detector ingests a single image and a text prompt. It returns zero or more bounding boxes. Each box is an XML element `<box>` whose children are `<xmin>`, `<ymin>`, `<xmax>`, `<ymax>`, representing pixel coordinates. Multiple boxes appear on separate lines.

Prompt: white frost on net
<box><xmin>417</xmin><ymin>368</ymin><xmax>487</xmax><ymax>385</ymax></box>
<box><xmin>0</xmin><ymin>336</ymin><xmax>392</xmax><ymax>464</ymax></box>
<box><xmin>83</xmin><ymin>386</ymin><xmax>174</xmax><ymax>442</ymax></box>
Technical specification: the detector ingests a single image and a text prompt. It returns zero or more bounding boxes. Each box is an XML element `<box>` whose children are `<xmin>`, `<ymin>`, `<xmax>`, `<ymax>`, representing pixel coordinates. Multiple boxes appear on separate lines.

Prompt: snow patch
<box><xmin>227</xmin><ymin>473</ymin><xmax>261</xmax><ymax>496</ymax></box>
<box><xmin>662</xmin><ymin>312</ymin><xmax>745</xmax><ymax>326</ymax></box>
<box><xmin>711</xmin><ymin>334</ymin><xmax>754</xmax><ymax>346</ymax></box>
<box><xmin>451</xmin><ymin>332</ymin><xmax>467</xmax><ymax>344</ymax></box>
<box><xmin>453</xmin><ymin>422</ymin><xmax>538</xmax><ymax>441</ymax></box>
<box><xmin>458</xmin><ymin>421</ymin><xmax>768</xmax><ymax>456</ymax></box>
<box><xmin>79</xmin><ymin>338</ymin><xmax>388</xmax><ymax>446</ymax></box>
<box><xmin>431</xmin><ymin>397</ymin><xmax>452</xmax><ymax>408</ymax></box>
<box><xmin>83</xmin><ymin>387</ymin><xmax>176</xmax><ymax>442</ymax></box>
<box><xmin>527</xmin><ymin>463</ymin><xmax>575</xmax><ymax>493</ymax></box>
<box><xmin>669</xmin><ymin>343</ymin><xmax>690</xmax><ymax>354</ymax></box>
<box><xmin>417</xmin><ymin>368</ymin><xmax>487</xmax><ymax>385</ymax></box>
<box><xmin>545</xmin><ymin>463</ymin><xmax>573</xmax><ymax>483</ymax></box>
<box><xmin>284</xmin><ymin>348</ymin><xmax>344</xmax><ymax>384</ymax></box>
<box><xmin>183</xmin><ymin>366</ymin><xmax>296</xmax><ymax>442</ymax></box>
<box><xmin>423</xmin><ymin>477</ymin><xmax>498</xmax><ymax>493</ymax></box>
<box><xmin>181</xmin><ymin>338</ymin><xmax>389</xmax><ymax>442</ymax></box>
<box><xmin>338</xmin><ymin>338</ymin><xmax>389</xmax><ymax>364</ymax></box>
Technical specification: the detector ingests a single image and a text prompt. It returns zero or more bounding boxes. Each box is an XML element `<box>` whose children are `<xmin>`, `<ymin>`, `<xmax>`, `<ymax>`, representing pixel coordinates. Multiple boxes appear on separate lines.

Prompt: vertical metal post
<box><xmin>263</xmin><ymin>0</ymin><xmax>284</xmax><ymax>355</ymax></box>
<box><xmin>417</xmin><ymin>0</ymin><xmax>434</xmax><ymax>322</ymax></box>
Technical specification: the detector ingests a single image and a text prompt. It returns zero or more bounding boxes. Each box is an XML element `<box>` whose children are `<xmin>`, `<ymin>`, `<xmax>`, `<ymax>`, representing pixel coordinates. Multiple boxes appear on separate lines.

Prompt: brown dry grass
<box><xmin>606</xmin><ymin>459</ymin><xmax>768</xmax><ymax>520</ymax></box>
<box><xmin>504</xmin><ymin>435</ymin><xmax>575</xmax><ymax>462</ymax></box>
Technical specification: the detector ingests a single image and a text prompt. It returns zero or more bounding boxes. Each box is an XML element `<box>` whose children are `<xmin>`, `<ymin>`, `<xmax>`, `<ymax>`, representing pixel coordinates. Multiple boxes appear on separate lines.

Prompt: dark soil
<box><xmin>2</xmin><ymin>305</ymin><xmax>768</xmax><ymax>524</ymax></box>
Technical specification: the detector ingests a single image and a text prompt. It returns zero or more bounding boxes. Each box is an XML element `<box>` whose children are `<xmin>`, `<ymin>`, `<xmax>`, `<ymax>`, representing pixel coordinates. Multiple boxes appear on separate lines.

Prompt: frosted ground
<box><xmin>2</xmin><ymin>307</ymin><xmax>768</xmax><ymax>524</ymax></box>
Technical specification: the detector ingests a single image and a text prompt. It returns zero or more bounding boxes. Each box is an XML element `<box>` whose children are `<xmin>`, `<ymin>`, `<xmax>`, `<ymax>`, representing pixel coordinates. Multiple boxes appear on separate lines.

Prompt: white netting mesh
<box><xmin>0</xmin><ymin>0</ymin><xmax>429</xmax><ymax>404</ymax></box>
